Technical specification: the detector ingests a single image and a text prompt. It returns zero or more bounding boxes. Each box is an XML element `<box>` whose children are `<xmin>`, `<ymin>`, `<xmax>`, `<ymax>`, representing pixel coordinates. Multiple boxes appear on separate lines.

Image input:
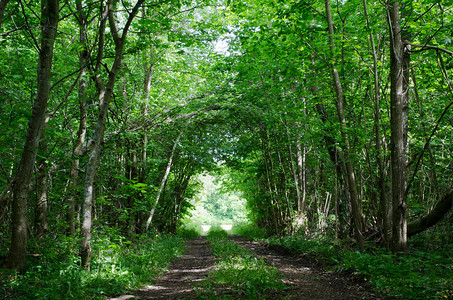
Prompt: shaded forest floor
<box><xmin>109</xmin><ymin>236</ymin><xmax>388</xmax><ymax>299</ymax></box>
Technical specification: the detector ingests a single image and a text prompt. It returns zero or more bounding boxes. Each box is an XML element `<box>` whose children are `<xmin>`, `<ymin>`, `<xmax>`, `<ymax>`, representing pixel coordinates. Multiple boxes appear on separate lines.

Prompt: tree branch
<box><xmin>408</xmin><ymin>190</ymin><xmax>453</xmax><ymax>238</ymax></box>
<box><xmin>404</xmin><ymin>40</ymin><xmax>453</xmax><ymax>56</ymax></box>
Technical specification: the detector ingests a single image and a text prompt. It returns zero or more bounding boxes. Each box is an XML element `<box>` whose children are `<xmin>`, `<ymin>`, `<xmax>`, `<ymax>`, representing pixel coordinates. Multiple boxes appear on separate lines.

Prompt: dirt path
<box><xmin>110</xmin><ymin>237</ymin><xmax>215</xmax><ymax>299</ymax></box>
<box><xmin>110</xmin><ymin>236</ymin><xmax>387</xmax><ymax>299</ymax></box>
<box><xmin>231</xmin><ymin>236</ymin><xmax>386</xmax><ymax>299</ymax></box>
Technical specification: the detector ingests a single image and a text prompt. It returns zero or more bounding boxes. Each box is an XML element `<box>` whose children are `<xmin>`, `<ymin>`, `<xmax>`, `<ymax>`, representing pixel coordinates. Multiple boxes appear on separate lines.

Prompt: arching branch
<box><xmin>408</xmin><ymin>190</ymin><xmax>453</xmax><ymax>238</ymax></box>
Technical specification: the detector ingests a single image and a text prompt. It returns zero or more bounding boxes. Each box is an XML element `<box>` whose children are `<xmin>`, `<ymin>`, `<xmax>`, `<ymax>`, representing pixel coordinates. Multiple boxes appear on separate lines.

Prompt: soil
<box><xmin>109</xmin><ymin>236</ymin><xmax>390</xmax><ymax>299</ymax></box>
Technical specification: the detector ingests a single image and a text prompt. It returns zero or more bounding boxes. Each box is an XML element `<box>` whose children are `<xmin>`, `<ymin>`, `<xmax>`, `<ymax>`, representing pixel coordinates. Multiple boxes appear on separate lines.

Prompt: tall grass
<box><xmin>231</xmin><ymin>222</ymin><xmax>268</xmax><ymax>239</ymax></box>
<box><xmin>195</xmin><ymin>228</ymin><xmax>286</xmax><ymax>298</ymax></box>
<box><xmin>1</xmin><ymin>232</ymin><xmax>185</xmax><ymax>299</ymax></box>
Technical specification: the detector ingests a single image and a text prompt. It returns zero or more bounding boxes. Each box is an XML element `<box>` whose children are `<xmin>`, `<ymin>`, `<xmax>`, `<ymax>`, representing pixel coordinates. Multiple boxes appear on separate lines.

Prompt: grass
<box><xmin>194</xmin><ymin>227</ymin><xmax>286</xmax><ymax>299</ymax></box>
<box><xmin>0</xmin><ymin>231</ymin><xmax>186</xmax><ymax>299</ymax></box>
<box><xmin>231</xmin><ymin>222</ymin><xmax>268</xmax><ymax>240</ymax></box>
<box><xmin>267</xmin><ymin>234</ymin><xmax>453</xmax><ymax>299</ymax></box>
<box><xmin>177</xmin><ymin>225</ymin><xmax>201</xmax><ymax>239</ymax></box>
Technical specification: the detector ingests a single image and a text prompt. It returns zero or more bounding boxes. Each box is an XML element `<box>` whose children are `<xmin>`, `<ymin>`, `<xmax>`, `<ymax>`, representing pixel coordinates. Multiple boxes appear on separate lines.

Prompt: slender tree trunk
<box><xmin>67</xmin><ymin>0</ymin><xmax>88</xmax><ymax>236</ymax></box>
<box><xmin>296</xmin><ymin>135</ymin><xmax>306</xmax><ymax>221</ymax></box>
<box><xmin>260</xmin><ymin>130</ymin><xmax>279</xmax><ymax>233</ymax></box>
<box><xmin>363</xmin><ymin>0</ymin><xmax>390</xmax><ymax>248</ymax></box>
<box><xmin>81</xmin><ymin>0</ymin><xmax>145</xmax><ymax>270</ymax></box>
<box><xmin>325</xmin><ymin>0</ymin><xmax>364</xmax><ymax>249</ymax></box>
<box><xmin>5</xmin><ymin>0</ymin><xmax>59</xmax><ymax>272</ymax></box>
<box><xmin>140</xmin><ymin>53</ymin><xmax>154</xmax><ymax>182</ymax></box>
<box><xmin>283</xmin><ymin>121</ymin><xmax>304</xmax><ymax>228</ymax></box>
<box><xmin>133</xmin><ymin>58</ymin><xmax>154</xmax><ymax>232</ymax></box>
<box><xmin>266</xmin><ymin>133</ymin><xmax>284</xmax><ymax>225</ymax></box>
<box><xmin>145</xmin><ymin>119</ymin><xmax>191</xmax><ymax>230</ymax></box>
<box><xmin>36</xmin><ymin>137</ymin><xmax>48</xmax><ymax>239</ymax></box>
<box><xmin>276</xmin><ymin>145</ymin><xmax>292</xmax><ymax>225</ymax></box>
<box><xmin>387</xmin><ymin>1</ymin><xmax>410</xmax><ymax>253</ymax></box>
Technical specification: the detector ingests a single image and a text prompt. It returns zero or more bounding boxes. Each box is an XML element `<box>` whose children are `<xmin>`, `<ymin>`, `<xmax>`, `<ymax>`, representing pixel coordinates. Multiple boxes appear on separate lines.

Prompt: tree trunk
<box><xmin>362</xmin><ymin>0</ymin><xmax>390</xmax><ymax>247</ymax></box>
<box><xmin>325</xmin><ymin>0</ymin><xmax>364</xmax><ymax>250</ymax></box>
<box><xmin>276</xmin><ymin>144</ymin><xmax>292</xmax><ymax>226</ymax></box>
<box><xmin>67</xmin><ymin>0</ymin><xmax>88</xmax><ymax>236</ymax></box>
<box><xmin>260</xmin><ymin>128</ymin><xmax>280</xmax><ymax>233</ymax></box>
<box><xmin>139</xmin><ymin>53</ymin><xmax>154</xmax><ymax>182</ymax></box>
<box><xmin>145</xmin><ymin>119</ymin><xmax>192</xmax><ymax>230</ymax></box>
<box><xmin>81</xmin><ymin>0</ymin><xmax>145</xmax><ymax>270</ymax></box>
<box><xmin>296</xmin><ymin>135</ymin><xmax>306</xmax><ymax>223</ymax></box>
<box><xmin>5</xmin><ymin>0</ymin><xmax>59</xmax><ymax>272</ymax></box>
<box><xmin>36</xmin><ymin>137</ymin><xmax>48</xmax><ymax>239</ymax></box>
<box><xmin>283</xmin><ymin>120</ymin><xmax>305</xmax><ymax>228</ymax></box>
<box><xmin>407</xmin><ymin>190</ymin><xmax>453</xmax><ymax>238</ymax></box>
<box><xmin>387</xmin><ymin>1</ymin><xmax>410</xmax><ymax>253</ymax></box>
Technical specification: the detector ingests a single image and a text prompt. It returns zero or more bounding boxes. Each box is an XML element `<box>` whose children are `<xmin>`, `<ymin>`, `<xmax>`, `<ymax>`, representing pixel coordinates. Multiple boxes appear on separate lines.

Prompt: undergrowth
<box><xmin>177</xmin><ymin>226</ymin><xmax>201</xmax><ymax>239</ymax></box>
<box><xmin>231</xmin><ymin>222</ymin><xmax>268</xmax><ymax>240</ymax></box>
<box><xmin>267</xmin><ymin>235</ymin><xmax>453</xmax><ymax>299</ymax></box>
<box><xmin>195</xmin><ymin>227</ymin><xmax>286</xmax><ymax>299</ymax></box>
<box><xmin>0</xmin><ymin>230</ymin><xmax>185</xmax><ymax>299</ymax></box>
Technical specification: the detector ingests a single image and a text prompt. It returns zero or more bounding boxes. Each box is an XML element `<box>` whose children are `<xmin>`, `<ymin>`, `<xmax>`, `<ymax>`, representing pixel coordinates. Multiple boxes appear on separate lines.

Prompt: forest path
<box><xmin>232</xmin><ymin>236</ymin><xmax>385</xmax><ymax>299</ymax></box>
<box><xmin>109</xmin><ymin>236</ymin><xmax>385</xmax><ymax>299</ymax></box>
<box><xmin>109</xmin><ymin>236</ymin><xmax>215</xmax><ymax>299</ymax></box>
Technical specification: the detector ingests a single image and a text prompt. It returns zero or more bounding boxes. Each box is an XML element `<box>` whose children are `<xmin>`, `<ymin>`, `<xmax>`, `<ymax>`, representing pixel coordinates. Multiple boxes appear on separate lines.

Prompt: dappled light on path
<box><xmin>111</xmin><ymin>236</ymin><xmax>384</xmax><ymax>299</ymax></box>
<box><xmin>109</xmin><ymin>237</ymin><xmax>215</xmax><ymax>299</ymax></box>
<box><xmin>232</xmin><ymin>236</ymin><xmax>384</xmax><ymax>299</ymax></box>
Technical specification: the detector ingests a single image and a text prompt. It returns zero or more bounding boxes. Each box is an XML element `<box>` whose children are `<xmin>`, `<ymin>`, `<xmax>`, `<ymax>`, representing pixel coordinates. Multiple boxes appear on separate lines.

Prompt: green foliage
<box><xmin>268</xmin><ymin>235</ymin><xmax>453</xmax><ymax>299</ymax></box>
<box><xmin>198</xmin><ymin>229</ymin><xmax>286</xmax><ymax>298</ymax></box>
<box><xmin>232</xmin><ymin>222</ymin><xmax>269</xmax><ymax>240</ymax></box>
<box><xmin>0</xmin><ymin>232</ymin><xmax>185</xmax><ymax>299</ymax></box>
<box><xmin>207</xmin><ymin>226</ymin><xmax>230</xmax><ymax>241</ymax></box>
<box><xmin>1</xmin><ymin>0</ymin><xmax>452</xmax><ymax>297</ymax></box>
<box><xmin>177</xmin><ymin>226</ymin><xmax>201</xmax><ymax>239</ymax></box>
<box><xmin>341</xmin><ymin>249</ymin><xmax>453</xmax><ymax>299</ymax></box>
<box><xmin>183</xmin><ymin>173</ymin><xmax>249</xmax><ymax>229</ymax></box>
<box><xmin>210</xmin><ymin>255</ymin><xmax>285</xmax><ymax>298</ymax></box>
<box><xmin>207</xmin><ymin>228</ymin><xmax>246</xmax><ymax>258</ymax></box>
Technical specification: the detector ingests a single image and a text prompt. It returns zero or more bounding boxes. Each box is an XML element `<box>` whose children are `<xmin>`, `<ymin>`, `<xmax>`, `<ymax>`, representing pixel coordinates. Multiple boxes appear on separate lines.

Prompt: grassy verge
<box><xmin>195</xmin><ymin>227</ymin><xmax>286</xmax><ymax>299</ymax></box>
<box><xmin>267</xmin><ymin>235</ymin><xmax>453</xmax><ymax>299</ymax></box>
<box><xmin>1</xmin><ymin>231</ymin><xmax>185</xmax><ymax>299</ymax></box>
<box><xmin>231</xmin><ymin>222</ymin><xmax>268</xmax><ymax>240</ymax></box>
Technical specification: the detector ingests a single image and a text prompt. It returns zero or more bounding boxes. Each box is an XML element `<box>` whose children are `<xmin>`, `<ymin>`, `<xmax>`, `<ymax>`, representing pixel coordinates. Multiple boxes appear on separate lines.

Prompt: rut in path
<box><xmin>110</xmin><ymin>236</ymin><xmax>386</xmax><ymax>299</ymax></box>
<box><xmin>110</xmin><ymin>237</ymin><xmax>215</xmax><ymax>299</ymax></box>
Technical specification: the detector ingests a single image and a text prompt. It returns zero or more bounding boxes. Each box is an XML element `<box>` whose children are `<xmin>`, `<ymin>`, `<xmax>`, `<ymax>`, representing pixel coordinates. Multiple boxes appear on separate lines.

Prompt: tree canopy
<box><xmin>0</xmin><ymin>0</ymin><xmax>452</xmax><ymax>275</ymax></box>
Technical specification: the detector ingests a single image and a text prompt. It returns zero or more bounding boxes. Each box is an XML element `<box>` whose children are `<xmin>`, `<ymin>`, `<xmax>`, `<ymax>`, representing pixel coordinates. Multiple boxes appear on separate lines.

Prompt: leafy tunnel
<box><xmin>1</xmin><ymin>2</ymin><xmax>452</xmax><ymax>296</ymax></box>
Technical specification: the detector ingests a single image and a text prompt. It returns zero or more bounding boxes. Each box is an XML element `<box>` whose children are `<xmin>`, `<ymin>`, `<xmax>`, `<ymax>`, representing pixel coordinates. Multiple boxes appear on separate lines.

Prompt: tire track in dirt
<box><xmin>110</xmin><ymin>235</ymin><xmax>389</xmax><ymax>299</ymax></box>
<box><xmin>231</xmin><ymin>235</ymin><xmax>389</xmax><ymax>299</ymax></box>
<box><xmin>109</xmin><ymin>236</ymin><xmax>215</xmax><ymax>299</ymax></box>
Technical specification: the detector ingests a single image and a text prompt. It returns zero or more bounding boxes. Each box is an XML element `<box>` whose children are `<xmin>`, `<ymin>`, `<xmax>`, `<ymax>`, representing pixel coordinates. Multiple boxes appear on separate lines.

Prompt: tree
<box><xmin>387</xmin><ymin>0</ymin><xmax>410</xmax><ymax>253</ymax></box>
<box><xmin>5</xmin><ymin>0</ymin><xmax>59</xmax><ymax>272</ymax></box>
<box><xmin>324</xmin><ymin>0</ymin><xmax>364</xmax><ymax>249</ymax></box>
<box><xmin>80</xmin><ymin>0</ymin><xmax>145</xmax><ymax>270</ymax></box>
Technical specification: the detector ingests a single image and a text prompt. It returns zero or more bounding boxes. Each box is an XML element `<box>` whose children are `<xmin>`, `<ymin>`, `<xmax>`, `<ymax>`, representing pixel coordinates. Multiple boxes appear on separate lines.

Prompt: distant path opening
<box><xmin>182</xmin><ymin>172</ymin><xmax>248</xmax><ymax>234</ymax></box>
